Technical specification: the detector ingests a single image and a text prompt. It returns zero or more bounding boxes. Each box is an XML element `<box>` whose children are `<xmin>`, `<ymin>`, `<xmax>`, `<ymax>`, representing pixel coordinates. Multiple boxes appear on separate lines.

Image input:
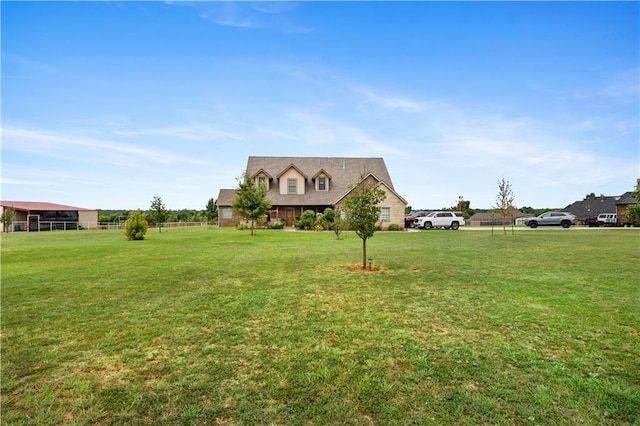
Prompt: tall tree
<box><xmin>149</xmin><ymin>196</ymin><xmax>168</xmax><ymax>233</ymax></box>
<box><xmin>205</xmin><ymin>198</ymin><xmax>217</xmax><ymax>223</ymax></box>
<box><xmin>1</xmin><ymin>206</ymin><xmax>15</xmax><ymax>233</ymax></box>
<box><xmin>343</xmin><ymin>179</ymin><xmax>387</xmax><ymax>269</ymax></box>
<box><xmin>232</xmin><ymin>171</ymin><xmax>271</xmax><ymax>236</ymax></box>
<box><xmin>494</xmin><ymin>178</ymin><xmax>515</xmax><ymax>235</ymax></box>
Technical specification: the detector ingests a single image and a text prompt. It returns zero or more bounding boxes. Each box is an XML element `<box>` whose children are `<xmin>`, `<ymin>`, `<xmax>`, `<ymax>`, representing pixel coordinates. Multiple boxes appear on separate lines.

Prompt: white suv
<box><xmin>597</xmin><ymin>213</ymin><xmax>617</xmax><ymax>226</ymax></box>
<box><xmin>414</xmin><ymin>211</ymin><xmax>465</xmax><ymax>230</ymax></box>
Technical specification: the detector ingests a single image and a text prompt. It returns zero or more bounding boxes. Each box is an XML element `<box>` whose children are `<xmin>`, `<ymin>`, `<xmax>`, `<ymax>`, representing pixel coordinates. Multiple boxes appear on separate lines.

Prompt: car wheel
<box><xmin>561</xmin><ymin>221</ymin><xmax>571</xmax><ymax>228</ymax></box>
<box><xmin>529</xmin><ymin>221</ymin><xmax>538</xmax><ymax>228</ymax></box>
<box><xmin>423</xmin><ymin>221</ymin><xmax>432</xmax><ymax>230</ymax></box>
<box><xmin>451</xmin><ymin>221</ymin><xmax>459</xmax><ymax>230</ymax></box>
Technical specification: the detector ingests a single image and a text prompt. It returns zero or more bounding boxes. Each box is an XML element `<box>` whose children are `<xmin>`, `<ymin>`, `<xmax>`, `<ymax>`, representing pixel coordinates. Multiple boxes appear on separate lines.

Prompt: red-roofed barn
<box><xmin>0</xmin><ymin>201</ymin><xmax>98</xmax><ymax>232</ymax></box>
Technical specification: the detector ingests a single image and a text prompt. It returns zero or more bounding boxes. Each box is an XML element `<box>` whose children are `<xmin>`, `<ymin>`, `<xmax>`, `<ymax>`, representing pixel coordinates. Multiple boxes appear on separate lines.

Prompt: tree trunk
<box><xmin>362</xmin><ymin>238</ymin><xmax>367</xmax><ymax>270</ymax></box>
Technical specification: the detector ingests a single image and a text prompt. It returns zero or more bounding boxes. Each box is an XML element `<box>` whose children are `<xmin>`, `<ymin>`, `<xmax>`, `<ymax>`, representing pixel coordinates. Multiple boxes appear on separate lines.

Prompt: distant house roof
<box><xmin>468</xmin><ymin>210</ymin><xmax>528</xmax><ymax>222</ymax></box>
<box><xmin>616</xmin><ymin>191</ymin><xmax>638</xmax><ymax>206</ymax></box>
<box><xmin>0</xmin><ymin>201</ymin><xmax>94</xmax><ymax>212</ymax></box>
<box><xmin>563</xmin><ymin>195</ymin><xmax>619</xmax><ymax>219</ymax></box>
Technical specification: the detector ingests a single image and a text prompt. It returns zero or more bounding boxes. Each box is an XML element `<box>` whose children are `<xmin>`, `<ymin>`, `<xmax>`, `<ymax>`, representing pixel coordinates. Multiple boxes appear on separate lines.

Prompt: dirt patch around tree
<box><xmin>344</xmin><ymin>263</ymin><xmax>386</xmax><ymax>272</ymax></box>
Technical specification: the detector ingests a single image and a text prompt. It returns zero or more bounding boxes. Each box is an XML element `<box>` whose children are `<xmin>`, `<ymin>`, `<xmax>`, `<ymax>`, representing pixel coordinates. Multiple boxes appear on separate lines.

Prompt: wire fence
<box><xmin>7</xmin><ymin>221</ymin><xmax>216</xmax><ymax>232</ymax></box>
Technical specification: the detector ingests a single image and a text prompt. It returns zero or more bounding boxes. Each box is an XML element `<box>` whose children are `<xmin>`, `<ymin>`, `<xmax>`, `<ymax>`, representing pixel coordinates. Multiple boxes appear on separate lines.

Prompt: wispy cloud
<box><xmin>352</xmin><ymin>85</ymin><xmax>426</xmax><ymax>114</ymax></box>
<box><xmin>173</xmin><ymin>2</ymin><xmax>313</xmax><ymax>34</ymax></box>
<box><xmin>2</xmin><ymin>127</ymin><xmax>203</xmax><ymax>166</ymax></box>
<box><xmin>598</xmin><ymin>68</ymin><xmax>640</xmax><ymax>103</ymax></box>
<box><xmin>113</xmin><ymin>125</ymin><xmax>244</xmax><ymax>141</ymax></box>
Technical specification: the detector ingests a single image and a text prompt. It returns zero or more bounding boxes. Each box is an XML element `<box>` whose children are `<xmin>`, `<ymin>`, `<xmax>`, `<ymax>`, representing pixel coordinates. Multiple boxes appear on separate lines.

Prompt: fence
<box><xmin>8</xmin><ymin>221</ymin><xmax>215</xmax><ymax>232</ymax></box>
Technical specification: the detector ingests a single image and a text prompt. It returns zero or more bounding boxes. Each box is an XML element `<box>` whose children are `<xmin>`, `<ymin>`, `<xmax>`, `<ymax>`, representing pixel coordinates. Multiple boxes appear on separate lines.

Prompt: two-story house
<box><xmin>217</xmin><ymin>156</ymin><xmax>407</xmax><ymax>229</ymax></box>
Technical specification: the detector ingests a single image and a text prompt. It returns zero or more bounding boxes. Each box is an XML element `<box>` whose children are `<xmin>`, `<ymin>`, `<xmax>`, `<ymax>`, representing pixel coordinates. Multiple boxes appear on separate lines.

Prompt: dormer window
<box><xmin>318</xmin><ymin>177</ymin><xmax>326</xmax><ymax>191</ymax></box>
<box><xmin>252</xmin><ymin>169</ymin><xmax>272</xmax><ymax>191</ymax></box>
<box><xmin>277</xmin><ymin>164</ymin><xmax>307</xmax><ymax>195</ymax></box>
<box><xmin>288</xmin><ymin>178</ymin><xmax>297</xmax><ymax>194</ymax></box>
<box><xmin>313</xmin><ymin>169</ymin><xmax>332</xmax><ymax>192</ymax></box>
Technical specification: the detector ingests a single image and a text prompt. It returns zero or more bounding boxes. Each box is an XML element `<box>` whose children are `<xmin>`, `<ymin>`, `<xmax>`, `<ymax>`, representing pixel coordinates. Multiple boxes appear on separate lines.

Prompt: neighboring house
<box><xmin>217</xmin><ymin>156</ymin><xmax>407</xmax><ymax>229</ymax></box>
<box><xmin>616</xmin><ymin>192</ymin><xmax>639</xmax><ymax>226</ymax></box>
<box><xmin>0</xmin><ymin>201</ymin><xmax>98</xmax><ymax>232</ymax></box>
<box><xmin>468</xmin><ymin>210</ymin><xmax>528</xmax><ymax>226</ymax></box>
<box><xmin>563</xmin><ymin>195</ymin><xmax>619</xmax><ymax>224</ymax></box>
<box><xmin>563</xmin><ymin>193</ymin><xmax>638</xmax><ymax>225</ymax></box>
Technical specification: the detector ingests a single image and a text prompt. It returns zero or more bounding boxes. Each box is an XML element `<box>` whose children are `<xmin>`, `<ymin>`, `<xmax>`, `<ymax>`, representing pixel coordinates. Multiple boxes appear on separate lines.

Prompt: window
<box><xmin>380</xmin><ymin>207</ymin><xmax>390</xmax><ymax>221</ymax></box>
<box><xmin>288</xmin><ymin>179</ymin><xmax>297</xmax><ymax>194</ymax></box>
<box><xmin>318</xmin><ymin>177</ymin><xmax>326</xmax><ymax>191</ymax></box>
<box><xmin>222</xmin><ymin>207</ymin><xmax>232</xmax><ymax>219</ymax></box>
<box><xmin>258</xmin><ymin>176</ymin><xmax>266</xmax><ymax>186</ymax></box>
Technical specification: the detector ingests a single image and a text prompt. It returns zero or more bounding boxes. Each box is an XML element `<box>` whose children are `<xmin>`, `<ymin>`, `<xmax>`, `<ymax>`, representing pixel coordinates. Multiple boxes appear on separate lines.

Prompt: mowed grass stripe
<box><xmin>1</xmin><ymin>227</ymin><xmax>638</xmax><ymax>424</ymax></box>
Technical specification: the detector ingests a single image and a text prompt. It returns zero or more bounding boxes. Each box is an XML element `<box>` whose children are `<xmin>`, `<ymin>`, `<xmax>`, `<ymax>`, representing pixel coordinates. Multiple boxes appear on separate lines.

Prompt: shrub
<box><xmin>315</xmin><ymin>212</ymin><xmax>326</xmax><ymax>230</ymax></box>
<box><xmin>124</xmin><ymin>211</ymin><xmax>148</xmax><ymax>240</ymax></box>
<box><xmin>323</xmin><ymin>208</ymin><xmax>335</xmax><ymax>224</ymax></box>
<box><xmin>299</xmin><ymin>210</ymin><xmax>316</xmax><ymax>230</ymax></box>
<box><xmin>269</xmin><ymin>220</ymin><xmax>285</xmax><ymax>229</ymax></box>
<box><xmin>387</xmin><ymin>223</ymin><xmax>401</xmax><ymax>231</ymax></box>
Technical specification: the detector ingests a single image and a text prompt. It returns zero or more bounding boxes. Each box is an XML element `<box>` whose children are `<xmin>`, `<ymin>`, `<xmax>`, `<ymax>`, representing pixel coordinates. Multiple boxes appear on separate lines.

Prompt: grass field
<box><xmin>1</xmin><ymin>227</ymin><xmax>639</xmax><ymax>425</ymax></box>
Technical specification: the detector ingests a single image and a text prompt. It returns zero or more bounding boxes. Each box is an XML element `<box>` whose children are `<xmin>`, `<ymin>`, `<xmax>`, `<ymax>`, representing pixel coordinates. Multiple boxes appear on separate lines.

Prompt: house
<box><xmin>0</xmin><ymin>201</ymin><xmax>98</xmax><ymax>232</ymax></box>
<box><xmin>615</xmin><ymin>192</ymin><xmax>639</xmax><ymax>226</ymax></box>
<box><xmin>563</xmin><ymin>193</ymin><xmax>638</xmax><ymax>225</ymax></box>
<box><xmin>217</xmin><ymin>157</ymin><xmax>407</xmax><ymax>229</ymax></box>
<box><xmin>562</xmin><ymin>195</ymin><xmax>619</xmax><ymax>224</ymax></box>
<box><xmin>468</xmin><ymin>209</ymin><xmax>528</xmax><ymax>226</ymax></box>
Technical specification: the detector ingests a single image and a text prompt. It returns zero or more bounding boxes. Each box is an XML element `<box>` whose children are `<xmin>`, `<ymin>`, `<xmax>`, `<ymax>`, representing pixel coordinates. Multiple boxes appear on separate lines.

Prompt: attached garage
<box><xmin>0</xmin><ymin>201</ymin><xmax>98</xmax><ymax>232</ymax></box>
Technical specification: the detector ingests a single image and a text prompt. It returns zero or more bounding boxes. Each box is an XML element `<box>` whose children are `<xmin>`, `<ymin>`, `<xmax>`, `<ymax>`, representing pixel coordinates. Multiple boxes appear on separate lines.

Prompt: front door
<box><xmin>285</xmin><ymin>208</ymin><xmax>295</xmax><ymax>227</ymax></box>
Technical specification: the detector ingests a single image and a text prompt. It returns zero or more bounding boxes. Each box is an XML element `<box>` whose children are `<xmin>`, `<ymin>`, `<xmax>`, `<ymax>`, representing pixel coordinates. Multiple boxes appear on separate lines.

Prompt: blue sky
<box><xmin>2</xmin><ymin>1</ymin><xmax>638</xmax><ymax>210</ymax></box>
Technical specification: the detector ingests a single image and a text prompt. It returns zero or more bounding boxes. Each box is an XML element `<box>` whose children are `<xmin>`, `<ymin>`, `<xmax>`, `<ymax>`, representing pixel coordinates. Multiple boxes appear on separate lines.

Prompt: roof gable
<box><xmin>616</xmin><ymin>191</ymin><xmax>638</xmax><ymax>205</ymax></box>
<box><xmin>312</xmin><ymin>168</ymin><xmax>332</xmax><ymax>180</ymax></box>
<box><xmin>276</xmin><ymin>163</ymin><xmax>308</xmax><ymax>179</ymax></box>
<box><xmin>333</xmin><ymin>172</ymin><xmax>407</xmax><ymax>206</ymax></box>
<box><xmin>251</xmin><ymin>168</ymin><xmax>273</xmax><ymax>180</ymax></box>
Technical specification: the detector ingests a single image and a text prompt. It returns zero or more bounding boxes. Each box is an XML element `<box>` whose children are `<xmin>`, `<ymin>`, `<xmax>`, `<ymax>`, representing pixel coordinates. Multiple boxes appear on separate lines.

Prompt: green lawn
<box><xmin>1</xmin><ymin>227</ymin><xmax>639</xmax><ymax>425</ymax></box>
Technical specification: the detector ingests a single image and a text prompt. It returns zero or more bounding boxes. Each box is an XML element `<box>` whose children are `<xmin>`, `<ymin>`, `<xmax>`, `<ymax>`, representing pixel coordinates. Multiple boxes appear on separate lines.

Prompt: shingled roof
<box><xmin>563</xmin><ymin>195</ymin><xmax>620</xmax><ymax>220</ymax></box>
<box><xmin>245</xmin><ymin>156</ymin><xmax>395</xmax><ymax>206</ymax></box>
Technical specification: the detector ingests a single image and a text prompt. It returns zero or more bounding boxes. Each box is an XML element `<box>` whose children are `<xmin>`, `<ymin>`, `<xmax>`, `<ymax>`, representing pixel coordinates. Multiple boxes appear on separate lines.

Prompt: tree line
<box><xmin>99</xmin><ymin>198</ymin><xmax>217</xmax><ymax>224</ymax></box>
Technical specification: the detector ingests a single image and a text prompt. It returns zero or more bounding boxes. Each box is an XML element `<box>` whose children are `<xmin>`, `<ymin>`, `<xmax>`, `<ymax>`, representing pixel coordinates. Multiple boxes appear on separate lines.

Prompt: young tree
<box><xmin>205</xmin><ymin>198</ymin><xmax>218</xmax><ymax>224</ymax></box>
<box><xmin>1</xmin><ymin>206</ymin><xmax>15</xmax><ymax>233</ymax></box>
<box><xmin>332</xmin><ymin>210</ymin><xmax>345</xmax><ymax>240</ymax></box>
<box><xmin>343</xmin><ymin>180</ymin><xmax>387</xmax><ymax>269</ymax></box>
<box><xmin>124</xmin><ymin>211</ymin><xmax>148</xmax><ymax>240</ymax></box>
<box><xmin>494</xmin><ymin>178</ymin><xmax>515</xmax><ymax>235</ymax></box>
<box><xmin>232</xmin><ymin>171</ymin><xmax>272</xmax><ymax>236</ymax></box>
<box><xmin>149</xmin><ymin>196</ymin><xmax>168</xmax><ymax>233</ymax></box>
